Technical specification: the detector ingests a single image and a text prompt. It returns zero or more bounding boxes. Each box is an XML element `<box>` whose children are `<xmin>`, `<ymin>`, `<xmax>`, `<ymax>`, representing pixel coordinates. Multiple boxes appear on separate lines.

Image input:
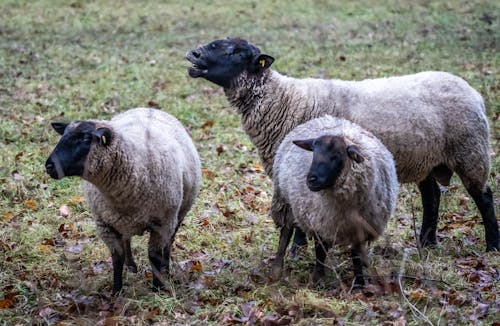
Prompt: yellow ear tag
<box><xmin>101</xmin><ymin>135</ymin><xmax>107</xmax><ymax>145</ymax></box>
<box><xmin>259</xmin><ymin>59</ymin><xmax>265</xmax><ymax>67</ymax></box>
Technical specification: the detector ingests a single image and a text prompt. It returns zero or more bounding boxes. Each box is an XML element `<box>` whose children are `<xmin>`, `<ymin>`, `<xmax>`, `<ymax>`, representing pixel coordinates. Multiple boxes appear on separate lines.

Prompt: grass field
<box><xmin>0</xmin><ymin>0</ymin><xmax>499</xmax><ymax>324</ymax></box>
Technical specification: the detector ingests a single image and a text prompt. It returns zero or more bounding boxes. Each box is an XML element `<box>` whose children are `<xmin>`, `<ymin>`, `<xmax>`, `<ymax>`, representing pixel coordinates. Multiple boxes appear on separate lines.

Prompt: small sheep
<box><xmin>271</xmin><ymin>116</ymin><xmax>398</xmax><ymax>285</ymax></box>
<box><xmin>45</xmin><ymin>108</ymin><xmax>202</xmax><ymax>293</ymax></box>
<box><xmin>186</xmin><ymin>37</ymin><xmax>499</xmax><ymax>252</ymax></box>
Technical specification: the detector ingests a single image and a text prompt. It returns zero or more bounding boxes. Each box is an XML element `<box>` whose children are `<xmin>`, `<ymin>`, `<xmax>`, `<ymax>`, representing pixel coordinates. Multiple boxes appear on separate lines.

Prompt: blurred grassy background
<box><xmin>0</xmin><ymin>0</ymin><xmax>498</xmax><ymax>324</ymax></box>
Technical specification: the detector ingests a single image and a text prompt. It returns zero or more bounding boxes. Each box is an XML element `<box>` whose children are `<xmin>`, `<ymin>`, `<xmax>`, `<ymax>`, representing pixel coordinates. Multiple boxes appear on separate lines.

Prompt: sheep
<box><xmin>186</xmin><ymin>37</ymin><xmax>499</xmax><ymax>252</ymax></box>
<box><xmin>271</xmin><ymin>115</ymin><xmax>398</xmax><ymax>285</ymax></box>
<box><xmin>45</xmin><ymin>108</ymin><xmax>202</xmax><ymax>293</ymax></box>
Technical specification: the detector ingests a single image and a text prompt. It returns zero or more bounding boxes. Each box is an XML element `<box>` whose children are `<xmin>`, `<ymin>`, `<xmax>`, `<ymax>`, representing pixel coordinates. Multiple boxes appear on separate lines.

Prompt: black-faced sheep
<box><xmin>45</xmin><ymin>108</ymin><xmax>202</xmax><ymax>293</ymax></box>
<box><xmin>186</xmin><ymin>37</ymin><xmax>499</xmax><ymax>252</ymax></box>
<box><xmin>271</xmin><ymin>116</ymin><xmax>398</xmax><ymax>285</ymax></box>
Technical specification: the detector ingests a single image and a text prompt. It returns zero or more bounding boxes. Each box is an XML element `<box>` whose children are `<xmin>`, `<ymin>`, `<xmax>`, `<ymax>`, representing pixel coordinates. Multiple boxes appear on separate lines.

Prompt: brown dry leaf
<box><xmin>147</xmin><ymin>100</ymin><xmax>160</xmax><ymax>108</ymax></box>
<box><xmin>216</xmin><ymin>145</ymin><xmax>225</xmax><ymax>155</ymax></box>
<box><xmin>201</xmin><ymin>120</ymin><xmax>215</xmax><ymax>128</ymax></box>
<box><xmin>202</xmin><ymin>168</ymin><xmax>216</xmax><ymax>179</ymax></box>
<box><xmin>0</xmin><ymin>299</ymin><xmax>14</xmax><ymax>309</ymax></box>
<box><xmin>408</xmin><ymin>289</ymin><xmax>426</xmax><ymax>300</ymax></box>
<box><xmin>42</xmin><ymin>238</ymin><xmax>55</xmax><ymax>246</ymax></box>
<box><xmin>145</xmin><ymin>307</ymin><xmax>160</xmax><ymax>320</ymax></box>
<box><xmin>3</xmin><ymin>211</ymin><xmax>14</xmax><ymax>222</ymax></box>
<box><xmin>252</xmin><ymin>162</ymin><xmax>264</xmax><ymax>173</ymax></box>
<box><xmin>15</xmin><ymin>152</ymin><xmax>23</xmax><ymax>161</ymax></box>
<box><xmin>24</xmin><ymin>199</ymin><xmax>37</xmax><ymax>209</ymax></box>
<box><xmin>199</xmin><ymin>219</ymin><xmax>210</xmax><ymax>227</ymax></box>
<box><xmin>68</xmin><ymin>196</ymin><xmax>85</xmax><ymax>205</ymax></box>
<box><xmin>58</xmin><ymin>223</ymin><xmax>74</xmax><ymax>233</ymax></box>
<box><xmin>37</xmin><ymin>244</ymin><xmax>52</xmax><ymax>254</ymax></box>
<box><xmin>145</xmin><ymin>270</ymin><xmax>153</xmax><ymax>279</ymax></box>
<box><xmin>190</xmin><ymin>262</ymin><xmax>203</xmax><ymax>272</ymax></box>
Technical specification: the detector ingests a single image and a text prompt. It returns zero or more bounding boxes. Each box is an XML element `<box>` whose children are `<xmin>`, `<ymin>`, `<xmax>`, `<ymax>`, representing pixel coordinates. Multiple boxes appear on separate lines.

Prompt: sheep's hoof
<box><xmin>151</xmin><ymin>279</ymin><xmax>166</xmax><ymax>292</ymax></box>
<box><xmin>270</xmin><ymin>263</ymin><xmax>283</xmax><ymax>282</ymax></box>
<box><xmin>289</xmin><ymin>244</ymin><xmax>307</xmax><ymax>260</ymax></box>
<box><xmin>126</xmin><ymin>262</ymin><xmax>138</xmax><ymax>273</ymax></box>
<box><xmin>312</xmin><ymin>268</ymin><xmax>325</xmax><ymax>285</ymax></box>
<box><xmin>419</xmin><ymin>235</ymin><xmax>437</xmax><ymax>248</ymax></box>
<box><xmin>353</xmin><ymin>276</ymin><xmax>366</xmax><ymax>288</ymax></box>
<box><xmin>486</xmin><ymin>242</ymin><xmax>499</xmax><ymax>252</ymax></box>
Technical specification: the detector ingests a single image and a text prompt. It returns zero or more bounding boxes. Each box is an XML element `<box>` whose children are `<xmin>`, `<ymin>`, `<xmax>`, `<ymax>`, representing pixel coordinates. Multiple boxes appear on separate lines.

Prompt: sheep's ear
<box><xmin>92</xmin><ymin>127</ymin><xmax>112</xmax><ymax>146</ymax></box>
<box><xmin>252</xmin><ymin>54</ymin><xmax>274</xmax><ymax>72</ymax></box>
<box><xmin>293</xmin><ymin>139</ymin><xmax>315</xmax><ymax>152</ymax></box>
<box><xmin>347</xmin><ymin>145</ymin><xmax>364</xmax><ymax>163</ymax></box>
<box><xmin>51</xmin><ymin>122</ymin><xmax>69</xmax><ymax>135</ymax></box>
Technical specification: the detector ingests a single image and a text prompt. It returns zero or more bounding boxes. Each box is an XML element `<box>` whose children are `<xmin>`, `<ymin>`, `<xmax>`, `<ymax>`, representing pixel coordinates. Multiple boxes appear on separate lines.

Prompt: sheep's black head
<box><xmin>293</xmin><ymin>135</ymin><xmax>364</xmax><ymax>192</ymax></box>
<box><xmin>45</xmin><ymin>121</ymin><xmax>112</xmax><ymax>179</ymax></box>
<box><xmin>186</xmin><ymin>37</ymin><xmax>274</xmax><ymax>88</ymax></box>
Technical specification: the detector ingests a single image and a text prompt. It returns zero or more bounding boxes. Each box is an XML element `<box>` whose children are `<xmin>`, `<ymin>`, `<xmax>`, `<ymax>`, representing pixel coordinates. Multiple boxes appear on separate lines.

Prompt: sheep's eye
<box><xmin>80</xmin><ymin>135</ymin><xmax>92</xmax><ymax>143</ymax></box>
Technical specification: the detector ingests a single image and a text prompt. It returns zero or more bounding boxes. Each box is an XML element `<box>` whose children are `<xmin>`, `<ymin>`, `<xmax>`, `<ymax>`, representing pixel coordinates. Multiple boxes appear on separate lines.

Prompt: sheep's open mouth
<box><xmin>188</xmin><ymin>64</ymin><xmax>208</xmax><ymax>78</ymax></box>
<box><xmin>307</xmin><ymin>183</ymin><xmax>323</xmax><ymax>192</ymax></box>
<box><xmin>185</xmin><ymin>54</ymin><xmax>208</xmax><ymax>78</ymax></box>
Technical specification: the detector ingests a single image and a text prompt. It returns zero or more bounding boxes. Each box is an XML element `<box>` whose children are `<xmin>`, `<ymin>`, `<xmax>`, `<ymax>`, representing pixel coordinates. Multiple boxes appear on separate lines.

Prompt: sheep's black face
<box><xmin>293</xmin><ymin>135</ymin><xmax>364</xmax><ymax>192</ymax></box>
<box><xmin>186</xmin><ymin>38</ymin><xmax>274</xmax><ymax>88</ymax></box>
<box><xmin>45</xmin><ymin>121</ymin><xmax>99</xmax><ymax>179</ymax></box>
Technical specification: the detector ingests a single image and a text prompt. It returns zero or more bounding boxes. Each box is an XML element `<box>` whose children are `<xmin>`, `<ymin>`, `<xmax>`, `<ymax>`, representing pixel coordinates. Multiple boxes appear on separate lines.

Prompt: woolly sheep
<box><xmin>186</xmin><ymin>37</ymin><xmax>499</xmax><ymax>252</ymax></box>
<box><xmin>45</xmin><ymin>108</ymin><xmax>202</xmax><ymax>293</ymax></box>
<box><xmin>271</xmin><ymin>116</ymin><xmax>398</xmax><ymax>285</ymax></box>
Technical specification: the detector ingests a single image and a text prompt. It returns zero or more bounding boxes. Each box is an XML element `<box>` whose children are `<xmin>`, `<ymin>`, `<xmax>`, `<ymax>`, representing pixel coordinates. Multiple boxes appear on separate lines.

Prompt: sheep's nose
<box><xmin>307</xmin><ymin>175</ymin><xmax>317</xmax><ymax>183</ymax></box>
<box><xmin>191</xmin><ymin>49</ymin><xmax>201</xmax><ymax>58</ymax></box>
<box><xmin>45</xmin><ymin>160</ymin><xmax>54</xmax><ymax>171</ymax></box>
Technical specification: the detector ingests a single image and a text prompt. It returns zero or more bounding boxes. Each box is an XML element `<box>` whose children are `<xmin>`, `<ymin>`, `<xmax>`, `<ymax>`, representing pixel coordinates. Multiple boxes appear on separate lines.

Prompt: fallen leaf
<box><xmin>408</xmin><ymin>289</ymin><xmax>426</xmax><ymax>300</ymax></box>
<box><xmin>59</xmin><ymin>205</ymin><xmax>71</xmax><ymax>217</ymax></box>
<box><xmin>190</xmin><ymin>261</ymin><xmax>203</xmax><ymax>272</ymax></box>
<box><xmin>146</xmin><ymin>307</ymin><xmax>160</xmax><ymax>320</ymax></box>
<box><xmin>201</xmin><ymin>120</ymin><xmax>215</xmax><ymax>128</ymax></box>
<box><xmin>147</xmin><ymin>100</ymin><xmax>160</xmax><ymax>108</ymax></box>
<box><xmin>216</xmin><ymin>145</ymin><xmax>225</xmax><ymax>155</ymax></box>
<box><xmin>202</xmin><ymin>168</ymin><xmax>216</xmax><ymax>179</ymax></box>
<box><xmin>37</xmin><ymin>244</ymin><xmax>51</xmax><ymax>254</ymax></box>
<box><xmin>3</xmin><ymin>211</ymin><xmax>14</xmax><ymax>221</ymax></box>
<box><xmin>252</xmin><ymin>162</ymin><xmax>264</xmax><ymax>173</ymax></box>
<box><xmin>0</xmin><ymin>299</ymin><xmax>14</xmax><ymax>309</ymax></box>
<box><xmin>11</xmin><ymin>170</ymin><xmax>24</xmax><ymax>180</ymax></box>
<box><xmin>67</xmin><ymin>243</ymin><xmax>84</xmax><ymax>253</ymax></box>
<box><xmin>69</xmin><ymin>196</ymin><xmax>85</xmax><ymax>205</ymax></box>
<box><xmin>39</xmin><ymin>307</ymin><xmax>54</xmax><ymax>318</ymax></box>
<box><xmin>25</xmin><ymin>200</ymin><xmax>37</xmax><ymax>209</ymax></box>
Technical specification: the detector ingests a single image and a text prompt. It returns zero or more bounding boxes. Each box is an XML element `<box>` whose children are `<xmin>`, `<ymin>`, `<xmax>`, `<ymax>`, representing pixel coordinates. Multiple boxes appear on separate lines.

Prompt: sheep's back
<box><xmin>85</xmin><ymin>108</ymin><xmax>201</xmax><ymax>236</ymax></box>
<box><xmin>251</xmin><ymin>71</ymin><xmax>488</xmax><ymax>184</ymax></box>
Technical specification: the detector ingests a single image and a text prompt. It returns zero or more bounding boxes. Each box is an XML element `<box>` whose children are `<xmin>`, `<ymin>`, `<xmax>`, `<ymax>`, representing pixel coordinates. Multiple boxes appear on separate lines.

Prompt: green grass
<box><xmin>1</xmin><ymin>0</ymin><xmax>499</xmax><ymax>324</ymax></box>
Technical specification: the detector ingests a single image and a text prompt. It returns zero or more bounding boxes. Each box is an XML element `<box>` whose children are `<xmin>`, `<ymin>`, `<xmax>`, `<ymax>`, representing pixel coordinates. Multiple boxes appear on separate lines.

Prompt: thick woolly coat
<box><xmin>226</xmin><ymin>70</ymin><xmax>490</xmax><ymax>191</ymax></box>
<box><xmin>274</xmin><ymin>116</ymin><xmax>398</xmax><ymax>245</ymax></box>
<box><xmin>82</xmin><ymin>108</ymin><xmax>201</xmax><ymax>247</ymax></box>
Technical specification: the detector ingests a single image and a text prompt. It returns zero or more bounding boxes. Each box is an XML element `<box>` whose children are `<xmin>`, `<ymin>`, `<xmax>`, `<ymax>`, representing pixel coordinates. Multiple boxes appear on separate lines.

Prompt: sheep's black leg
<box><xmin>111</xmin><ymin>249</ymin><xmax>125</xmax><ymax>294</ymax></box>
<box><xmin>465</xmin><ymin>185</ymin><xmax>499</xmax><ymax>251</ymax></box>
<box><xmin>122</xmin><ymin>239</ymin><xmax>138</xmax><ymax>273</ymax></box>
<box><xmin>351</xmin><ymin>244</ymin><xmax>366</xmax><ymax>287</ymax></box>
<box><xmin>290</xmin><ymin>227</ymin><xmax>308</xmax><ymax>257</ymax></box>
<box><xmin>270</xmin><ymin>219</ymin><xmax>294</xmax><ymax>281</ymax></box>
<box><xmin>148</xmin><ymin>231</ymin><xmax>168</xmax><ymax>291</ymax></box>
<box><xmin>312</xmin><ymin>236</ymin><xmax>329</xmax><ymax>285</ymax></box>
<box><xmin>418</xmin><ymin>175</ymin><xmax>441</xmax><ymax>247</ymax></box>
<box><xmin>97</xmin><ymin>222</ymin><xmax>126</xmax><ymax>293</ymax></box>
